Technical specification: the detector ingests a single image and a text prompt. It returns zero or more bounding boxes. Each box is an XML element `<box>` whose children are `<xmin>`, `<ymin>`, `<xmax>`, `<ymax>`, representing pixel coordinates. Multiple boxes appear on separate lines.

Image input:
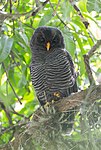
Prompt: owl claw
<box><xmin>53</xmin><ymin>92</ymin><xmax>60</xmax><ymax>98</ymax></box>
<box><xmin>44</xmin><ymin>102</ymin><xmax>50</xmax><ymax>107</ymax></box>
<box><xmin>44</xmin><ymin>100</ymin><xmax>55</xmax><ymax>108</ymax></box>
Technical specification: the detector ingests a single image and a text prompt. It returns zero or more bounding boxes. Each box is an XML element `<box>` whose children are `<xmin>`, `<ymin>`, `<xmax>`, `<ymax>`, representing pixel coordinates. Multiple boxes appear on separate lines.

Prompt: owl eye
<box><xmin>38</xmin><ymin>36</ymin><xmax>45</xmax><ymax>43</ymax></box>
<box><xmin>40</xmin><ymin>37</ymin><xmax>45</xmax><ymax>43</ymax></box>
<box><xmin>52</xmin><ymin>37</ymin><xmax>59</xmax><ymax>44</ymax></box>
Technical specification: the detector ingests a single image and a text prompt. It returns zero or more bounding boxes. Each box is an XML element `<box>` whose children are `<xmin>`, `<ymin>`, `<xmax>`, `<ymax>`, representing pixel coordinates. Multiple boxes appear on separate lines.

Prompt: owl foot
<box><xmin>53</xmin><ymin>92</ymin><xmax>61</xmax><ymax>98</ymax></box>
<box><xmin>44</xmin><ymin>102</ymin><xmax>51</xmax><ymax>107</ymax></box>
<box><xmin>44</xmin><ymin>100</ymin><xmax>55</xmax><ymax>108</ymax></box>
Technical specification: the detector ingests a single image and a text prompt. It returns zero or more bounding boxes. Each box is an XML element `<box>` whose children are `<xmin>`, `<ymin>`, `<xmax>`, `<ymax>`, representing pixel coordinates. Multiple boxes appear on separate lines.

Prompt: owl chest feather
<box><xmin>31</xmin><ymin>51</ymin><xmax>74</xmax><ymax>92</ymax></box>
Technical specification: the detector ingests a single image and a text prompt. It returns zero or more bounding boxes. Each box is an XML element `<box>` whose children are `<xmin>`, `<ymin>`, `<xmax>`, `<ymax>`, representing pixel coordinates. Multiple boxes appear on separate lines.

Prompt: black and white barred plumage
<box><xmin>30</xmin><ymin>26</ymin><xmax>78</xmax><ymax>131</ymax></box>
<box><xmin>30</xmin><ymin>26</ymin><xmax>77</xmax><ymax>106</ymax></box>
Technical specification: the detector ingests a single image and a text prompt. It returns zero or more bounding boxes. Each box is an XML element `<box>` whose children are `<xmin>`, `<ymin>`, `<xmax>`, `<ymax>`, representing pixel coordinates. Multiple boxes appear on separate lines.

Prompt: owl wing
<box><xmin>64</xmin><ymin>50</ymin><xmax>78</xmax><ymax>93</ymax></box>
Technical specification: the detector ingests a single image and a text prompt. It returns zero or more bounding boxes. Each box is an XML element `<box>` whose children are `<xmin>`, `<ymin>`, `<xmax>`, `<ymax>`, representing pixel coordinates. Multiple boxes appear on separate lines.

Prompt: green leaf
<box><xmin>39</xmin><ymin>9</ymin><xmax>53</xmax><ymax>26</ymax></box>
<box><xmin>63</xmin><ymin>32</ymin><xmax>76</xmax><ymax>56</ymax></box>
<box><xmin>87</xmin><ymin>0</ymin><xmax>101</xmax><ymax>13</ymax></box>
<box><xmin>78</xmin><ymin>0</ymin><xmax>88</xmax><ymax>12</ymax></box>
<box><xmin>73</xmin><ymin>33</ymin><xmax>85</xmax><ymax>54</ymax></box>
<box><xmin>61</xmin><ymin>1</ymin><xmax>73</xmax><ymax>20</ymax></box>
<box><xmin>19</xmin><ymin>32</ymin><xmax>29</xmax><ymax>45</ymax></box>
<box><xmin>0</xmin><ymin>92</ymin><xmax>9</xmax><ymax>107</ymax></box>
<box><xmin>0</xmin><ymin>36</ymin><xmax>13</xmax><ymax>63</ymax></box>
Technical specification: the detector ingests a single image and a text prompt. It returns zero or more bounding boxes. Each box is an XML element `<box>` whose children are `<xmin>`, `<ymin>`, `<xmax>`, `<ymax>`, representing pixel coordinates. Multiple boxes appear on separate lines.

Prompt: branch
<box><xmin>83</xmin><ymin>54</ymin><xmax>95</xmax><ymax>85</ymax></box>
<box><xmin>31</xmin><ymin>0</ymin><xmax>49</xmax><ymax>16</ymax></box>
<box><xmin>2</xmin><ymin>63</ymin><xmax>22</xmax><ymax>104</ymax></box>
<box><xmin>69</xmin><ymin>0</ymin><xmax>89</xmax><ymax>29</ymax></box>
<box><xmin>54</xmin><ymin>84</ymin><xmax>101</xmax><ymax>112</ymax></box>
<box><xmin>32</xmin><ymin>84</ymin><xmax>101</xmax><ymax>120</ymax></box>
<box><xmin>88</xmin><ymin>40</ymin><xmax>101</xmax><ymax>58</ymax></box>
<box><xmin>2</xmin><ymin>84</ymin><xmax>101</xmax><ymax>150</ymax></box>
<box><xmin>83</xmin><ymin>40</ymin><xmax>101</xmax><ymax>85</ymax></box>
<box><xmin>49</xmin><ymin>0</ymin><xmax>67</xmax><ymax>27</ymax></box>
<box><xmin>0</xmin><ymin>101</ymin><xmax>12</xmax><ymax>125</ymax></box>
<box><xmin>0</xmin><ymin>122</ymin><xmax>26</xmax><ymax>136</ymax></box>
<box><xmin>10</xmin><ymin>106</ymin><xmax>27</xmax><ymax>119</ymax></box>
<box><xmin>0</xmin><ymin>0</ymin><xmax>49</xmax><ymax>21</ymax></box>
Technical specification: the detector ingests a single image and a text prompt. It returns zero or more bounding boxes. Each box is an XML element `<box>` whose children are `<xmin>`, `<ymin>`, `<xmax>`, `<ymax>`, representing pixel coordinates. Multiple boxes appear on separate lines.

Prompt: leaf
<box><xmin>78</xmin><ymin>0</ymin><xmax>88</xmax><ymax>12</ymax></box>
<box><xmin>63</xmin><ymin>32</ymin><xmax>76</xmax><ymax>56</ymax></box>
<box><xmin>39</xmin><ymin>9</ymin><xmax>53</xmax><ymax>26</ymax></box>
<box><xmin>19</xmin><ymin>32</ymin><xmax>29</xmax><ymax>45</ymax></box>
<box><xmin>0</xmin><ymin>92</ymin><xmax>10</xmax><ymax>107</ymax></box>
<box><xmin>87</xmin><ymin>0</ymin><xmax>101</xmax><ymax>13</ymax></box>
<box><xmin>0</xmin><ymin>36</ymin><xmax>13</xmax><ymax>63</ymax></box>
<box><xmin>61</xmin><ymin>1</ymin><xmax>72</xmax><ymax>20</ymax></box>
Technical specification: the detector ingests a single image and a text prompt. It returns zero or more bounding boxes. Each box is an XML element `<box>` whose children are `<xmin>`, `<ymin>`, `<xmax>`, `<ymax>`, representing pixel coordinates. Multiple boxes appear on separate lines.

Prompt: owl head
<box><xmin>30</xmin><ymin>26</ymin><xmax>65</xmax><ymax>52</ymax></box>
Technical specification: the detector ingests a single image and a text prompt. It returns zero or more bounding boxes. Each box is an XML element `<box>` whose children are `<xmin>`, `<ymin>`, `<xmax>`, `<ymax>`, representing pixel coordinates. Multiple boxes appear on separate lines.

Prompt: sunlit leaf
<box><xmin>78</xmin><ymin>0</ymin><xmax>88</xmax><ymax>12</ymax></box>
<box><xmin>0</xmin><ymin>36</ymin><xmax>13</xmax><ymax>63</ymax></box>
<box><xmin>39</xmin><ymin>9</ymin><xmax>53</xmax><ymax>26</ymax></box>
<box><xmin>19</xmin><ymin>32</ymin><xmax>29</xmax><ymax>45</ymax></box>
<box><xmin>87</xmin><ymin>0</ymin><xmax>101</xmax><ymax>13</ymax></box>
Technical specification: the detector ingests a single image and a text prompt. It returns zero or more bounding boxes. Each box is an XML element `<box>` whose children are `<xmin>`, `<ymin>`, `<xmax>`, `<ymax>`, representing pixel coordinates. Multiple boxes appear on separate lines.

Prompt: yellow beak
<box><xmin>46</xmin><ymin>42</ymin><xmax>51</xmax><ymax>51</ymax></box>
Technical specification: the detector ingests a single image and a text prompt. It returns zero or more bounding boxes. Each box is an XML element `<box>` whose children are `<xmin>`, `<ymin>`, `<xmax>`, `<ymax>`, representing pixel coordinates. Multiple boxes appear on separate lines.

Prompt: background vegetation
<box><xmin>0</xmin><ymin>0</ymin><xmax>101</xmax><ymax>149</ymax></box>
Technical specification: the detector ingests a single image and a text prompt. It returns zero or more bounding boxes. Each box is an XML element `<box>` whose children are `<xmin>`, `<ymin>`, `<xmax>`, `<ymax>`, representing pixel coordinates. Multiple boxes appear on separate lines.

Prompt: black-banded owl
<box><xmin>30</xmin><ymin>26</ymin><xmax>77</xmax><ymax>130</ymax></box>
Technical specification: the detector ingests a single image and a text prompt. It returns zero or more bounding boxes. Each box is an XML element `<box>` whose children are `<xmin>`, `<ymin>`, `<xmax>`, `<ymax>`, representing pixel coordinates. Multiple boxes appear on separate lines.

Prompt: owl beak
<box><xmin>46</xmin><ymin>42</ymin><xmax>51</xmax><ymax>51</ymax></box>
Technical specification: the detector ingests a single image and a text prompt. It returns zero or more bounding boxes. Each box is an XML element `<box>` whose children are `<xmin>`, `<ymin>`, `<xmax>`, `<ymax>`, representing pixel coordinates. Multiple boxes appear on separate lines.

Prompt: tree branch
<box><xmin>2</xmin><ymin>63</ymin><xmax>22</xmax><ymax>104</ymax></box>
<box><xmin>88</xmin><ymin>40</ymin><xmax>101</xmax><ymax>58</ymax></box>
<box><xmin>69</xmin><ymin>0</ymin><xmax>89</xmax><ymax>29</ymax></box>
<box><xmin>32</xmin><ymin>84</ymin><xmax>101</xmax><ymax>120</ymax></box>
<box><xmin>54</xmin><ymin>84</ymin><xmax>101</xmax><ymax>112</ymax></box>
<box><xmin>31</xmin><ymin>0</ymin><xmax>49</xmax><ymax>16</ymax></box>
<box><xmin>0</xmin><ymin>101</ymin><xmax>12</xmax><ymax>125</ymax></box>
<box><xmin>83</xmin><ymin>40</ymin><xmax>101</xmax><ymax>85</ymax></box>
<box><xmin>83</xmin><ymin>54</ymin><xmax>95</xmax><ymax>85</ymax></box>
<box><xmin>0</xmin><ymin>0</ymin><xmax>49</xmax><ymax>21</ymax></box>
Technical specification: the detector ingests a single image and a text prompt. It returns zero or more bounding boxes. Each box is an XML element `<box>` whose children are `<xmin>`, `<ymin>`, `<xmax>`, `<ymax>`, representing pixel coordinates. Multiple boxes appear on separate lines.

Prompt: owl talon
<box><xmin>54</xmin><ymin>92</ymin><xmax>60</xmax><ymax>98</ymax></box>
<box><xmin>44</xmin><ymin>102</ymin><xmax>50</xmax><ymax>107</ymax></box>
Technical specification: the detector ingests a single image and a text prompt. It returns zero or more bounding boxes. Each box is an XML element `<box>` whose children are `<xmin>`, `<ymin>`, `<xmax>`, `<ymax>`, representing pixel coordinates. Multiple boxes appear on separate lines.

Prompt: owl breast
<box><xmin>30</xmin><ymin>49</ymin><xmax>75</xmax><ymax>105</ymax></box>
<box><xmin>45</xmin><ymin>51</ymin><xmax>74</xmax><ymax>90</ymax></box>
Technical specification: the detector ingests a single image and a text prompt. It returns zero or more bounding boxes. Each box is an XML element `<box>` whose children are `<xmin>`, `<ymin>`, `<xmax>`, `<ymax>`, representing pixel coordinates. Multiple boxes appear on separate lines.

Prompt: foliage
<box><xmin>0</xmin><ymin>0</ymin><xmax>101</xmax><ymax>149</ymax></box>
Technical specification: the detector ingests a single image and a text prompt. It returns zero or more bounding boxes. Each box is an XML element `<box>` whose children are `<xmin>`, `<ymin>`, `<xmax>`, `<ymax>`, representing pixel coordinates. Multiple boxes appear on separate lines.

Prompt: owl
<box><xmin>30</xmin><ymin>26</ymin><xmax>77</xmax><ymax>130</ymax></box>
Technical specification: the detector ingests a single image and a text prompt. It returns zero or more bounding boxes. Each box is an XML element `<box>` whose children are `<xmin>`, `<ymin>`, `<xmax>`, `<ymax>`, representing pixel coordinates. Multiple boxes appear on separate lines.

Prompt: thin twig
<box><xmin>83</xmin><ymin>40</ymin><xmax>101</xmax><ymax>85</ymax></box>
<box><xmin>9</xmin><ymin>0</ymin><xmax>12</xmax><ymax>13</ymax></box>
<box><xmin>2</xmin><ymin>63</ymin><xmax>22</xmax><ymax>104</ymax></box>
<box><xmin>88</xmin><ymin>40</ymin><xmax>101</xmax><ymax>58</ymax></box>
<box><xmin>0</xmin><ymin>122</ymin><xmax>26</xmax><ymax>136</ymax></box>
<box><xmin>49</xmin><ymin>0</ymin><xmax>67</xmax><ymax>27</ymax></box>
<box><xmin>0</xmin><ymin>0</ymin><xmax>49</xmax><ymax>21</ymax></box>
<box><xmin>31</xmin><ymin>0</ymin><xmax>49</xmax><ymax>16</ymax></box>
<box><xmin>69</xmin><ymin>0</ymin><xmax>89</xmax><ymax>29</ymax></box>
<box><xmin>10</xmin><ymin>106</ymin><xmax>33</xmax><ymax>119</ymax></box>
<box><xmin>83</xmin><ymin>54</ymin><xmax>95</xmax><ymax>85</ymax></box>
<box><xmin>10</xmin><ymin>106</ymin><xmax>28</xmax><ymax>119</ymax></box>
<box><xmin>51</xmin><ymin>0</ymin><xmax>61</xmax><ymax>16</ymax></box>
<box><xmin>0</xmin><ymin>101</ymin><xmax>12</xmax><ymax>125</ymax></box>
